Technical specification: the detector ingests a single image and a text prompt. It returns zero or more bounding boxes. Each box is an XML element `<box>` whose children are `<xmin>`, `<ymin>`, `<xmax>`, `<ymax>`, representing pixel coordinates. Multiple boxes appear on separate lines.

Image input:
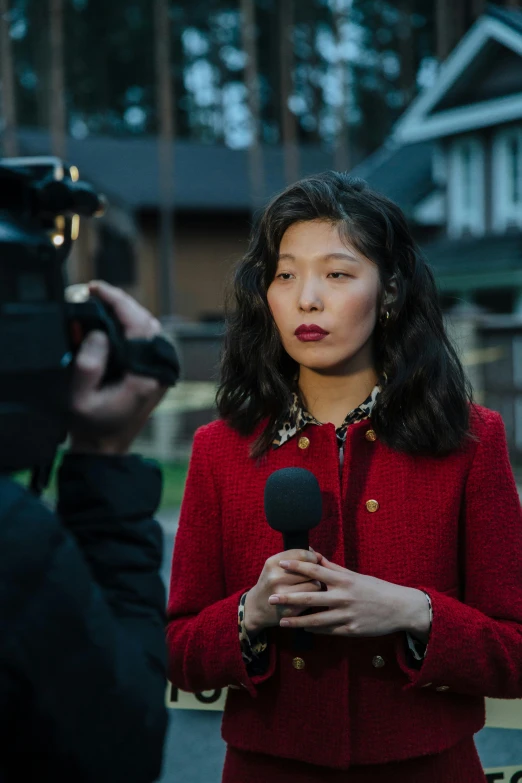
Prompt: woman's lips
<box><xmin>296</xmin><ymin>333</ymin><xmax>327</xmax><ymax>342</ymax></box>
<box><xmin>294</xmin><ymin>324</ymin><xmax>329</xmax><ymax>342</ymax></box>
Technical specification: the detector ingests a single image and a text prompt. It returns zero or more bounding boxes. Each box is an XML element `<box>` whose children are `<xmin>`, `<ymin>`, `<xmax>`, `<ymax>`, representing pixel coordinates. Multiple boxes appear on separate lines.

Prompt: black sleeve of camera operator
<box><xmin>0</xmin><ymin>455</ymin><xmax>168</xmax><ymax>783</ymax></box>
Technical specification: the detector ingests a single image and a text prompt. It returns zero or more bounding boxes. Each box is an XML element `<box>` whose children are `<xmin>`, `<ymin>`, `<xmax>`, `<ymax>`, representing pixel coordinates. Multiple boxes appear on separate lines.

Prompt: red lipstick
<box><xmin>294</xmin><ymin>324</ymin><xmax>329</xmax><ymax>342</ymax></box>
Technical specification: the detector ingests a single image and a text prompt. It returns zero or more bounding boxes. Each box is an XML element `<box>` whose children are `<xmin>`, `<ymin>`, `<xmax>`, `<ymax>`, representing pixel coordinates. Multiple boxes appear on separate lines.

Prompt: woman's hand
<box><xmin>244</xmin><ymin>549</ymin><xmax>322</xmax><ymax>636</ymax></box>
<box><xmin>268</xmin><ymin>553</ymin><xmax>431</xmax><ymax>639</ymax></box>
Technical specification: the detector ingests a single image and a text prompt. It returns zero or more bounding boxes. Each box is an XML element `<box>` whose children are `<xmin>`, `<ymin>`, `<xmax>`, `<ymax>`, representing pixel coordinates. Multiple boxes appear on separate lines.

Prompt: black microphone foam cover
<box><xmin>264</xmin><ymin>467</ymin><xmax>322</xmax><ymax>534</ymax></box>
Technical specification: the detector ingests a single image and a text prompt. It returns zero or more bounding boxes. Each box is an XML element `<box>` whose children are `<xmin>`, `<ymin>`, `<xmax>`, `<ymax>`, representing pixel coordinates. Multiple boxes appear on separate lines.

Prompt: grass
<box><xmin>157</xmin><ymin>459</ymin><xmax>189</xmax><ymax>509</ymax></box>
<box><xmin>14</xmin><ymin>455</ymin><xmax>189</xmax><ymax>511</ymax></box>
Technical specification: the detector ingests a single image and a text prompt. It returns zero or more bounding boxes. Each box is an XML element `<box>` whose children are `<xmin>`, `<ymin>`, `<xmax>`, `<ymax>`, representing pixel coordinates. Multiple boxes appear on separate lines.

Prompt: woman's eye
<box><xmin>328</xmin><ymin>272</ymin><xmax>350</xmax><ymax>279</ymax></box>
<box><xmin>276</xmin><ymin>273</ymin><xmax>294</xmax><ymax>280</ymax></box>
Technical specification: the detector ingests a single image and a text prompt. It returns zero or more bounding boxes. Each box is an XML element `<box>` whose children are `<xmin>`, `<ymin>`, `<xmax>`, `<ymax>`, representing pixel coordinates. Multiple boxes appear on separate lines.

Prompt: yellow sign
<box><xmin>167</xmin><ymin>687</ymin><xmax>522</xmax><ymax>730</ymax></box>
<box><xmin>167</xmin><ymin>684</ymin><xmax>227</xmax><ymax>711</ymax></box>
<box><xmin>486</xmin><ymin>699</ymin><xmax>522</xmax><ymax>730</ymax></box>
<box><xmin>166</xmin><ymin>690</ymin><xmax>522</xmax><ymax>777</ymax></box>
<box><xmin>484</xmin><ymin>766</ymin><xmax>522</xmax><ymax>781</ymax></box>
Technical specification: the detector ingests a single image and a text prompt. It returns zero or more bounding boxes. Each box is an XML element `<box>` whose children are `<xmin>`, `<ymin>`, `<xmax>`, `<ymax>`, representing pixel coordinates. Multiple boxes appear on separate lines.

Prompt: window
<box><xmin>515</xmin><ymin>396</ymin><xmax>522</xmax><ymax>451</ymax></box>
<box><xmin>514</xmin><ymin>336</ymin><xmax>522</xmax><ymax>390</ymax></box>
<box><xmin>447</xmin><ymin>137</ymin><xmax>485</xmax><ymax>239</ymax></box>
<box><xmin>493</xmin><ymin>127</ymin><xmax>522</xmax><ymax>233</ymax></box>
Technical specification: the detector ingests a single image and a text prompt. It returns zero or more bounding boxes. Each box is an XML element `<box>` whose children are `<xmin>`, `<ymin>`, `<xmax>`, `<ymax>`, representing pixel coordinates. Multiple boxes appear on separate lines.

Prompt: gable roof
<box><xmin>349</xmin><ymin>140</ymin><xmax>434</xmax><ymax>216</ymax></box>
<box><xmin>488</xmin><ymin>4</ymin><xmax>522</xmax><ymax>35</ymax></box>
<box><xmin>393</xmin><ymin>4</ymin><xmax>522</xmax><ymax>144</ymax></box>
<box><xmin>12</xmin><ymin>128</ymin><xmax>336</xmax><ymax>212</ymax></box>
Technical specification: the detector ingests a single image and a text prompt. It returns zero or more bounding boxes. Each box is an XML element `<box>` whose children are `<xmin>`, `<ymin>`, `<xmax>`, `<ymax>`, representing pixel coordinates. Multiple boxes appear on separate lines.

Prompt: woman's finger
<box><xmin>280</xmin><ymin>581</ymin><xmax>321</xmax><ymax>594</ymax></box>
<box><xmin>278</xmin><ymin>559</ymin><xmax>343</xmax><ymax>585</ymax></box>
<box><xmin>269</xmin><ymin>591</ymin><xmax>340</xmax><ymax>607</ymax></box>
<box><xmin>279</xmin><ymin>608</ymin><xmax>348</xmax><ymax>629</ymax></box>
<box><xmin>315</xmin><ymin>554</ymin><xmax>350</xmax><ymax>574</ymax></box>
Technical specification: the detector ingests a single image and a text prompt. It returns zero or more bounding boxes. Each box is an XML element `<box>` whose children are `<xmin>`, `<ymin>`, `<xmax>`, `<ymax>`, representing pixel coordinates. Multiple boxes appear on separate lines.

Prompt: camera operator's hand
<box><xmin>69</xmin><ymin>281</ymin><xmax>167</xmax><ymax>455</ymax></box>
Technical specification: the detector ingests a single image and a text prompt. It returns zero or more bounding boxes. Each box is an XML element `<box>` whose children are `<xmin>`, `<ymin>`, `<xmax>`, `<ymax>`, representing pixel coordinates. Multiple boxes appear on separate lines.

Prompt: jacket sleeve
<box><xmin>166</xmin><ymin>427</ymin><xmax>276</xmax><ymax>698</ymax></box>
<box><xmin>396</xmin><ymin>411</ymin><xmax>522</xmax><ymax>697</ymax></box>
<box><xmin>2</xmin><ymin>454</ymin><xmax>167</xmax><ymax>783</ymax></box>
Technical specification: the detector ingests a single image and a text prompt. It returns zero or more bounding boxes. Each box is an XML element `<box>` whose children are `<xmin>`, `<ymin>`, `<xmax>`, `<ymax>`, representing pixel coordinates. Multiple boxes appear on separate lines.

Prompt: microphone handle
<box><xmin>283</xmin><ymin>531</ymin><xmax>310</xmax><ymax>552</ymax></box>
<box><xmin>282</xmin><ymin>531</ymin><xmax>314</xmax><ymax>652</ymax></box>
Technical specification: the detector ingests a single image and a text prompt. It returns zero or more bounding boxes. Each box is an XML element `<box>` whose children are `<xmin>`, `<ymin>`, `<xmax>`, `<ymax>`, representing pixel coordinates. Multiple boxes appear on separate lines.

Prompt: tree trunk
<box><xmin>397</xmin><ymin>0</ymin><xmax>415</xmax><ymax>106</ymax></box>
<box><xmin>436</xmin><ymin>0</ymin><xmax>458</xmax><ymax>61</ymax></box>
<box><xmin>34</xmin><ymin>0</ymin><xmax>50</xmax><ymax>129</ymax></box>
<box><xmin>240</xmin><ymin>0</ymin><xmax>264</xmax><ymax>209</ymax></box>
<box><xmin>154</xmin><ymin>0</ymin><xmax>175</xmax><ymax>317</ymax></box>
<box><xmin>333</xmin><ymin>1</ymin><xmax>350</xmax><ymax>172</ymax></box>
<box><xmin>279</xmin><ymin>0</ymin><xmax>299</xmax><ymax>185</ymax></box>
<box><xmin>471</xmin><ymin>0</ymin><xmax>487</xmax><ymax>19</ymax></box>
<box><xmin>0</xmin><ymin>0</ymin><xmax>18</xmax><ymax>156</ymax></box>
<box><xmin>437</xmin><ymin>0</ymin><xmax>486</xmax><ymax>62</ymax></box>
<box><xmin>49</xmin><ymin>0</ymin><xmax>66</xmax><ymax>158</ymax></box>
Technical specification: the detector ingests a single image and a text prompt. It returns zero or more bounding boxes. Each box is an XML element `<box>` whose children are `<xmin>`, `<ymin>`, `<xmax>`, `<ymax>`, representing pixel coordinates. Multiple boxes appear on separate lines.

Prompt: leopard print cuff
<box><xmin>238</xmin><ymin>591</ymin><xmax>268</xmax><ymax>664</ymax></box>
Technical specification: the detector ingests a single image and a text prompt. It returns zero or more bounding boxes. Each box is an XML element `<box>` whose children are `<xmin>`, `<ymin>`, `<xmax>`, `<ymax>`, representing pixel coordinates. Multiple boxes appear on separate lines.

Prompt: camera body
<box><xmin>0</xmin><ymin>157</ymin><xmax>179</xmax><ymax>478</ymax></box>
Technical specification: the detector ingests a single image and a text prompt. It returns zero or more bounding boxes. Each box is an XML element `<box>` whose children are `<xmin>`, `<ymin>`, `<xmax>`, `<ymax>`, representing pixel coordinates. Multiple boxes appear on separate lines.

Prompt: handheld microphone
<box><xmin>264</xmin><ymin>468</ymin><xmax>323</xmax><ymax>651</ymax></box>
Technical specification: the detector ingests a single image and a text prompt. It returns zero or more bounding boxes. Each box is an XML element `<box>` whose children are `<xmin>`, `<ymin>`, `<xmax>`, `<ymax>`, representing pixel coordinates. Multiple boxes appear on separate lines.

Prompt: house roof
<box><xmin>11</xmin><ymin>128</ymin><xmax>336</xmax><ymax>213</ymax></box>
<box><xmin>423</xmin><ymin>232</ymin><xmax>522</xmax><ymax>290</ymax></box>
<box><xmin>350</xmin><ymin>3</ymin><xmax>522</xmax><ymax>218</ymax></box>
<box><xmin>348</xmin><ymin>140</ymin><xmax>434</xmax><ymax>216</ymax></box>
<box><xmin>393</xmin><ymin>5</ymin><xmax>522</xmax><ymax>144</ymax></box>
<box><xmin>487</xmin><ymin>4</ymin><xmax>522</xmax><ymax>35</ymax></box>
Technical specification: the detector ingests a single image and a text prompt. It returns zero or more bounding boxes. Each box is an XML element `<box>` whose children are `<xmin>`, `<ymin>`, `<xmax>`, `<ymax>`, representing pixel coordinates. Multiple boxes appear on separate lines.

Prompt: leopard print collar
<box><xmin>273</xmin><ymin>384</ymin><xmax>380</xmax><ymax>449</ymax></box>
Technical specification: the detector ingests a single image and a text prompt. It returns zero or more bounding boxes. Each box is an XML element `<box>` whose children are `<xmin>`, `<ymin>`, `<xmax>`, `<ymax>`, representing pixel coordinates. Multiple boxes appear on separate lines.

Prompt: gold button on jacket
<box><xmin>366</xmin><ymin>499</ymin><xmax>379</xmax><ymax>513</ymax></box>
<box><xmin>292</xmin><ymin>657</ymin><xmax>306</xmax><ymax>670</ymax></box>
<box><xmin>372</xmin><ymin>655</ymin><xmax>385</xmax><ymax>669</ymax></box>
<box><xmin>298</xmin><ymin>436</ymin><xmax>310</xmax><ymax>450</ymax></box>
<box><xmin>365</xmin><ymin>429</ymin><xmax>377</xmax><ymax>442</ymax></box>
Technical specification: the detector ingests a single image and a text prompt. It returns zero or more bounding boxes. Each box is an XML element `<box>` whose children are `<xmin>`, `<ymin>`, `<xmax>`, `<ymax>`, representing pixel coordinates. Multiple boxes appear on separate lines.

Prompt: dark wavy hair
<box><xmin>217</xmin><ymin>171</ymin><xmax>472</xmax><ymax>458</ymax></box>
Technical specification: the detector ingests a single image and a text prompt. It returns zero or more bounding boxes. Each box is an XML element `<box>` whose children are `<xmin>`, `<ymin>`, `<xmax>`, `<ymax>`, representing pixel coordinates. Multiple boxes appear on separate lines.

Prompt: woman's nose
<box><xmin>298</xmin><ymin>279</ymin><xmax>323</xmax><ymax>312</ymax></box>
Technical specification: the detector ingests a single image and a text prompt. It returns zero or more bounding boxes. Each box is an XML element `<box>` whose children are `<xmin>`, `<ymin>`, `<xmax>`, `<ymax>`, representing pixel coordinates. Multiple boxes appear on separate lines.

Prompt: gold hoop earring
<box><xmin>380</xmin><ymin>310</ymin><xmax>390</xmax><ymax>325</ymax></box>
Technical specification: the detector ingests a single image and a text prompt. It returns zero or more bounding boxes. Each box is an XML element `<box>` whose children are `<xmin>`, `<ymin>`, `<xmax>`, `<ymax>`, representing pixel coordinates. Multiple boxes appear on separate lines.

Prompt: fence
<box><xmin>477</xmin><ymin>314</ymin><xmax>522</xmax><ymax>462</ymax></box>
<box><xmin>133</xmin><ymin>321</ymin><xmax>222</xmax><ymax>461</ymax></box>
<box><xmin>139</xmin><ymin>310</ymin><xmax>522</xmax><ymax>465</ymax></box>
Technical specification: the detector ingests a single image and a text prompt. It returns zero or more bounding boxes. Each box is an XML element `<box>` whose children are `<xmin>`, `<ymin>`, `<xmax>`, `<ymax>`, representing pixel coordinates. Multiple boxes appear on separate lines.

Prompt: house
<box><xmin>352</xmin><ymin>4</ymin><xmax>522</xmax><ymax>315</ymax></box>
<box><xmin>6</xmin><ymin>131</ymin><xmax>339</xmax><ymax>457</ymax></box>
<box><xmin>14</xmin><ymin>129</ymin><xmax>336</xmax><ymax>321</ymax></box>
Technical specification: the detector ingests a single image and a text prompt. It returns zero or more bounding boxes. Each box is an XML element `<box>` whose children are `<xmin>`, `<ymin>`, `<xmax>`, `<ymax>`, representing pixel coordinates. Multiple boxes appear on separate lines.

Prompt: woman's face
<box><xmin>267</xmin><ymin>219</ymin><xmax>382</xmax><ymax>375</ymax></box>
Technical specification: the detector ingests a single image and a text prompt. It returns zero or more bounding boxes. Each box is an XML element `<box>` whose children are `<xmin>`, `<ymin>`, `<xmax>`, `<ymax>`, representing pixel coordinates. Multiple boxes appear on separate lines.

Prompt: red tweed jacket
<box><xmin>166</xmin><ymin>405</ymin><xmax>522</xmax><ymax>770</ymax></box>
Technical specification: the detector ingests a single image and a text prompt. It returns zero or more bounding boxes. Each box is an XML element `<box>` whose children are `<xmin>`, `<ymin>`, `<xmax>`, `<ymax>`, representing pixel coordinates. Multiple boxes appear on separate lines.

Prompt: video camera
<box><xmin>0</xmin><ymin>156</ymin><xmax>180</xmax><ymax>489</ymax></box>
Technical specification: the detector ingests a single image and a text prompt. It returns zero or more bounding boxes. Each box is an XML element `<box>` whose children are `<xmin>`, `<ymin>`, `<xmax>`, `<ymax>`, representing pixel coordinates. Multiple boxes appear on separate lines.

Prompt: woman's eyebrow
<box><xmin>277</xmin><ymin>252</ymin><xmax>359</xmax><ymax>262</ymax></box>
<box><xmin>322</xmin><ymin>252</ymin><xmax>360</xmax><ymax>263</ymax></box>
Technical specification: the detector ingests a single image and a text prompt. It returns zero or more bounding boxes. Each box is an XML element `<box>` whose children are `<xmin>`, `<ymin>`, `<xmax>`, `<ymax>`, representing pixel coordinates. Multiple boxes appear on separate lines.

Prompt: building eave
<box><xmin>437</xmin><ymin>269</ymin><xmax>522</xmax><ymax>291</ymax></box>
<box><xmin>395</xmin><ymin>92</ymin><xmax>522</xmax><ymax>144</ymax></box>
<box><xmin>393</xmin><ymin>15</ymin><xmax>522</xmax><ymax>144</ymax></box>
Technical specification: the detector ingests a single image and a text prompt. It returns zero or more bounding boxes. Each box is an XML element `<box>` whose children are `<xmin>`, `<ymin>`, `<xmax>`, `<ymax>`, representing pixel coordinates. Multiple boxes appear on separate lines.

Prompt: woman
<box><xmin>166</xmin><ymin>173</ymin><xmax>522</xmax><ymax>782</ymax></box>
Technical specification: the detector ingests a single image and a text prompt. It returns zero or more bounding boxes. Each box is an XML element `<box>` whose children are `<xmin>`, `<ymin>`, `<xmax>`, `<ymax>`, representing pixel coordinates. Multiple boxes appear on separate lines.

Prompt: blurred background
<box><xmin>2</xmin><ymin>0</ymin><xmax>522</xmax><ymax>779</ymax></box>
<box><xmin>2</xmin><ymin>0</ymin><xmax>522</xmax><ymax>470</ymax></box>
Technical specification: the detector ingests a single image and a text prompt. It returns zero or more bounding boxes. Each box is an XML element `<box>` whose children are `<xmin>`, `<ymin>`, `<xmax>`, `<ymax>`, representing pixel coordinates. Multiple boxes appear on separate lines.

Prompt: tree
<box><xmin>0</xmin><ymin>0</ymin><xmax>18</xmax><ymax>155</ymax></box>
<box><xmin>279</xmin><ymin>0</ymin><xmax>299</xmax><ymax>184</ymax></box>
<box><xmin>155</xmin><ymin>0</ymin><xmax>175</xmax><ymax>316</ymax></box>
<box><xmin>240</xmin><ymin>0</ymin><xmax>263</xmax><ymax>207</ymax></box>
<box><xmin>49</xmin><ymin>0</ymin><xmax>66</xmax><ymax>157</ymax></box>
<box><xmin>11</xmin><ymin>0</ymin><xmax>508</xmax><ymax>162</ymax></box>
<box><xmin>332</xmin><ymin>0</ymin><xmax>351</xmax><ymax>171</ymax></box>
